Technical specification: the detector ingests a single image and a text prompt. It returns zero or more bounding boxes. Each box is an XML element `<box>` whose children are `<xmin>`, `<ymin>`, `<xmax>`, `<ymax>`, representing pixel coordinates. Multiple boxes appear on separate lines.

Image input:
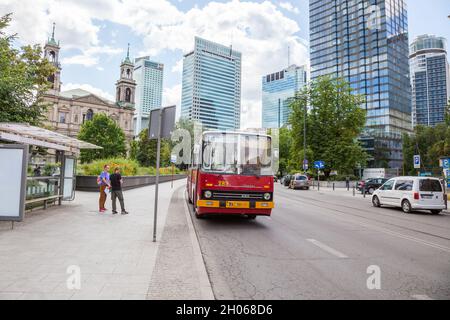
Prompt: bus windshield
<box><xmin>202</xmin><ymin>132</ymin><xmax>273</xmax><ymax>176</ymax></box>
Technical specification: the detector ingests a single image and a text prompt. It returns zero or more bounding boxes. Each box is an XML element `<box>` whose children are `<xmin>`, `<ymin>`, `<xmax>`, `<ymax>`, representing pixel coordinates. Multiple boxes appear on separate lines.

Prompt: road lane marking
<box><xmin>306</xmin><ymin>239</ymin><xmax>349</xmax><ymax>259</ymax></box>
<box><xmin>276</xmin><ymin>193</ymin><xmax>450</xmax><ymax>254</ymax></box>
<box><xmin>412</xmin><ymin>294</ymin><xmax>433</xmax><ymax>300</ymax></box>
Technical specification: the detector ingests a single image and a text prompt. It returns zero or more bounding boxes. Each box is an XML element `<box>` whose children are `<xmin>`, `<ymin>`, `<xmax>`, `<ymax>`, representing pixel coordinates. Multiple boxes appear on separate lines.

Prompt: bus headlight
<box><xmin>204</xmin><ymin>191</ymin><xmax>212</xmax><ymax>199</ymax></box>
<box><xmin>263</xmin><ymin>193</ymin><xmax>271</xmax><ymax>201</ymax></box>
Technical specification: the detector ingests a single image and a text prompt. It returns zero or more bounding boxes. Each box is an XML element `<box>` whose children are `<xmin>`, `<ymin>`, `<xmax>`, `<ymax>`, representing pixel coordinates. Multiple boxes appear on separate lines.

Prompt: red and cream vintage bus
<box><xmin>187</xmin><ymin>131</ymin><xmax>275</xmax><ymax>219</ymax></box>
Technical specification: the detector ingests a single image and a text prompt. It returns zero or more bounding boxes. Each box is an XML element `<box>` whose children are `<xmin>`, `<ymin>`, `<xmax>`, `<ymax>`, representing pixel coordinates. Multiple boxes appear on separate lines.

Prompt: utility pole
<box><xmin>304</xmin><ymin>103</ymin><xmax>307</xmax><ymax>173</ymax></box>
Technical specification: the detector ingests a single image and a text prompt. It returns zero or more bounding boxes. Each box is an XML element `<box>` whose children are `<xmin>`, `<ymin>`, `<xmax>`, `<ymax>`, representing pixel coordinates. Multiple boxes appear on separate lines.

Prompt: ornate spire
<box><xmin>51</xmin><ymin>22</ymin><xmax>56</xmax><ymax>40</ymax></box>
<box><xmin>123</xmin><ymin>43</ymin><xmax>132</xmax><ymax>64</ymax></box>
<box><xmin>47</xmin><ymin>22</ymin><xmax>59</xmax><ymax>47</ymax></box>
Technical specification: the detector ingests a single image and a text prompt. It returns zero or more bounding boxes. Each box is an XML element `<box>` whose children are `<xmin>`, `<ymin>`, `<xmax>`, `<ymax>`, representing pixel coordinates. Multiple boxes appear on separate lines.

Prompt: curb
<box><xmin>182</xmin><ymin>189</ymin><xmax>215</xmax><ymax>300</ymax></box>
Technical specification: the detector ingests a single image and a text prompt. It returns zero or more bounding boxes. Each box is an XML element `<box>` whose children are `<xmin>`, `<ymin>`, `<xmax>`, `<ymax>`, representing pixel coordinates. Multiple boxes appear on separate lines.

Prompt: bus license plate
<box><xmin>226</xmin><ymin>201</ymin><xmax>249</xmax><ymax>209</ymax></box>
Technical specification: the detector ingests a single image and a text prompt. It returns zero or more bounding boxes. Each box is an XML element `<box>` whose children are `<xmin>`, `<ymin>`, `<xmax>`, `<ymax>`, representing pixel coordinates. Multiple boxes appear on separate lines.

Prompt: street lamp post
<box><xmin>303</xmin><ymin>103</ymin><xmax>307</xmax><ymax>173</ymax></box>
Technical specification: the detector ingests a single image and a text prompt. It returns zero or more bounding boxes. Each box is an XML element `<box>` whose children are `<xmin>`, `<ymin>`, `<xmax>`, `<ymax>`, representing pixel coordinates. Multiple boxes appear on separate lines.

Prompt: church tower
<box><xmin>44</xmin><ymin>23</ymin><xmax>62</xmax><ymax>93</ymax></box>
<box><xmin>116</xmin><ymin>44</ymin><xmax>136</xmax><ymax>108</ymax></box>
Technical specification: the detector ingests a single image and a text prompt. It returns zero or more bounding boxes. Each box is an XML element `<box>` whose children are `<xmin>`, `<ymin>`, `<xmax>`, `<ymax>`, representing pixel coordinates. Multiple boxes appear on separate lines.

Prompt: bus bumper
<box><xmin>196</xmin><ymin>200</ymin><xmax>274</xmax><ymax>216</ymax></box>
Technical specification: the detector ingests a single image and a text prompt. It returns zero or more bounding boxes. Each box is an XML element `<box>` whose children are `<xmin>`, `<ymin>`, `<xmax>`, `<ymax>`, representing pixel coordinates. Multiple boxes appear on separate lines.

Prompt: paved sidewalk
<box><xmin>0</xmin><ymin>179</ymin><xmax>196</xmax><ymax>300</ymax></box>
<box><xmin>146</xmin><ymin>186</ymin><xmax>214</xmax><ymax>300</ymax></box>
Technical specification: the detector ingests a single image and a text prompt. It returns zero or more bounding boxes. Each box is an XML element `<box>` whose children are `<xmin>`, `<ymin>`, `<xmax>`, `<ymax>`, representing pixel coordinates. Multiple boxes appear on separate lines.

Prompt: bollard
<box><xmin>353</xmin><ymin>186</ymin><xmax>355</xmax><ymax>196</ymax></box>
<box><xmin>333</xmin><ymin>183</ymin><xmax>335</xmax><ymax>191</ymax></box>
<box><xmin>363</xmin><ymin>186</ymin><xmax>366</xmax><ymax>198</ymax></box>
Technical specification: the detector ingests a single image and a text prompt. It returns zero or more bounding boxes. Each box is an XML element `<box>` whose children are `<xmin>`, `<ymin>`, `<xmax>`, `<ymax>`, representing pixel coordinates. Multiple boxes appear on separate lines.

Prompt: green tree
<box><xmin>403</xmin><ymin>123</ymin><xmax>450</xmax><ymax>175</ymax></box>
<box><xmin>0</xmin><ymin>14</ymin><xmax>55</xmax><ymax>125</ymax></box>
<box><xmin>134</xmin><ymin>129</ymin><xmax>171</xmax><ymax>167</ymax></box>
<box><xmin>289</xmin><ymin>76</ymin><xmax>368</xmax><ymax>177</ymax></box>
<box><xmin>78</xmin><ymin>113</ymin><xmax>127</xmax><ymax>163</ymax></box>
<box><xmin>277</xmin><ymin>127</ymin><xmax>292</xmax><ymax>176</ymax></box>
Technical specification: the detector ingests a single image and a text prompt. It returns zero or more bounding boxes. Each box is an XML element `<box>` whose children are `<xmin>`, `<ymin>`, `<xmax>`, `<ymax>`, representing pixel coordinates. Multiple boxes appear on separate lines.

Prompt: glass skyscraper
<box><xmin>181</xmin><ymin>37</ymin><xmax>242</xmax><ymax>130</ymax></box>
<box><xmin>310</xmin><ymin>0</ymin><xmax>412</xmax><ymax>168</ymax></box>
<box><xmin>133</xmin><ymin>56</ymin><xmax>164</xmax><ymax>135</ymax></box>
<box><xmin>410</xmin><ymin>35</ymin><xmax>450</xmax><ymax>127</ymax></box>
<box><xmin>262</xmin><ymin>65</ymin><xmax>308</xmax><ymax>128</ymax></box>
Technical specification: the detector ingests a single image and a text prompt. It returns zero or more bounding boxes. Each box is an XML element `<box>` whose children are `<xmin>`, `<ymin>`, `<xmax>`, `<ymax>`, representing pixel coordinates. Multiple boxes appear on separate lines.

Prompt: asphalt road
<box><xmin>187</xmin><ymin>184</ymin><xmax>450</xmax><ymax>300</ymax></box>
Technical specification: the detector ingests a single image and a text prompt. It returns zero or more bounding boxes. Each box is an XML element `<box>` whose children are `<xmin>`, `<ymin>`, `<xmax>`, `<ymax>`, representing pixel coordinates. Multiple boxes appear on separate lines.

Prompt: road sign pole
<box><xmin>171</xmin><ymin>163</ymin><xmax>174</xmax><ymax>189</ymax></box>
<box><xmin>153</xmin><ymin>110</ymin><xmax>162</xmax><ymax>243</ymax></box>
<box><xmin>318</xmin><ymin>170</ymin><xmax>320</xmax><ymax>191</ymax></box>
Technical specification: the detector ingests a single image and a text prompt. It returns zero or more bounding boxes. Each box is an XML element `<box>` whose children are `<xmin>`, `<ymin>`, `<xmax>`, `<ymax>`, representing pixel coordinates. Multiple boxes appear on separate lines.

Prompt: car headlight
<box><xmin>204</xmin><ymin>191</ymin><xmax>212</xmax><ymax>199</ymax></box>
<box><xmin>263</xmin><ymin>193</ymin><xmax>271</xmax><ymax>201</ymax></box>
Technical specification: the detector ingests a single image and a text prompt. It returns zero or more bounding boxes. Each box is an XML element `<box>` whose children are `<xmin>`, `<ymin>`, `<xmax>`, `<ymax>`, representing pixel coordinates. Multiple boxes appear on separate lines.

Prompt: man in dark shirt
<box><xmin>110</xmin><ymin>167</ymin><xmax>129</xmax><ymax>215</ymax></box>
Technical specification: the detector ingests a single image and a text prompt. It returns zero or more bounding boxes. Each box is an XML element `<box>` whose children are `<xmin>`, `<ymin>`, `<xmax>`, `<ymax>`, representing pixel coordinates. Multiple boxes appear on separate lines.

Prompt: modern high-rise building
<box><xmin>133</xmin><ymin>56</ymin><xmax>164</xmax><ymax>135</ymax></box>
<box><xmin>181</xmin><ymin>37</ymin><xmax>242</xmax><ymax>130</ymax></box>
<box><xmin>309</xmin><ymin>0</ymin><xmax>412</xmax><ymax>168</ymax></box>
<box><xmin>410</xmin><ymin>35</ymin><xmax>450</xmax><ymax>127</ymax></box>
<box><xmin>262</xmin><ymin>65</ymin><xmax>307</xmax><ymax>128</ymax></box>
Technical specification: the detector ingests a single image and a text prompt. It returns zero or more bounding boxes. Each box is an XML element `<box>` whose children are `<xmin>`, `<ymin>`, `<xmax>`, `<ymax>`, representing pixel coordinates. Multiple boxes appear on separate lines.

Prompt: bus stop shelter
<box><xmin>0</xmin><ymin>123</ymin><xmax>101</xmax><ymax>223</ymax></box>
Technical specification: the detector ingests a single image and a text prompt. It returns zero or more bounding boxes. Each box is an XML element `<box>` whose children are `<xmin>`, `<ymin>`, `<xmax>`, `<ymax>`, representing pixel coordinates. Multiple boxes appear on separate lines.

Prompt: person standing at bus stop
<box><xmin>110</xmin><ymin>167</ymin><xmax>129</xmax><ymax>215</ymax></box>
<box><xmin>99</xmin><ymin>164</ymin><xmax>111</xmax><ymax>213</ymax></box>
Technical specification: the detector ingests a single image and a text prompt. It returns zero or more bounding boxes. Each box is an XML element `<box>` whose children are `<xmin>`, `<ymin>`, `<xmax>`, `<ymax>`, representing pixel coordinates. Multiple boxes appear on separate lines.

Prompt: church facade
<box><xmin>42</xmin><ymin>25</ymin><xmax>137</xmax><ymax>141</ymax></box>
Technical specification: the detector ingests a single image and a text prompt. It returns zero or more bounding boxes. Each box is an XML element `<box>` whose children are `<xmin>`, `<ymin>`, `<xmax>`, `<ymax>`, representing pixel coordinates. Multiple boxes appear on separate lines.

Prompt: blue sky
<box><xmin>2</xmin><ymin>0</ymin><xmax>449</xmax><ymax>128</ymax></box>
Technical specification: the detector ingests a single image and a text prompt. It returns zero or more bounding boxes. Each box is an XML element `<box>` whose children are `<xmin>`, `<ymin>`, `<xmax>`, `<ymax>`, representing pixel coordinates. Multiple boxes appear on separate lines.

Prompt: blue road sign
<box><xmin>443</xmin><ymin>158</ymin><xmax>450</xmax><ymax>169</ymax></box>
<box><xmin>414</xmin><ymin>155</ymin><xmax>421</xmax><ymax>169</ymax></box>
<box><xmin>314</xmin><ymin>161</ymin><xmax>325</xmax><ymax>170</ymax></box>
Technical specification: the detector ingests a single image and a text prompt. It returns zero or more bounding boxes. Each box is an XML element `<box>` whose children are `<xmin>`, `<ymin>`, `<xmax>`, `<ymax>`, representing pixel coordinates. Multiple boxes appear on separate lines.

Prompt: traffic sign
<box><xmin>414</xmin><ymin>155</ymin><xmax>421</xmax><ymax>169</ymax></box>
<box><xmin>314</xmin><ymin>161</ymin><xmax>325</xmax><ymax>170</ymax></box>
<box><xmin>303</xmin><ymin>159</ymin><xmax>309</xmax><ymax>170</ymax></box>
<box><xmin>170</xmin><ymin>155</ymin><xmax>177</xmax><ymax>164</ymax></box>
<box><xmin>443</xmin><ymin>158</ymin><xmax>450</xmax><ymax>169</ymax></box>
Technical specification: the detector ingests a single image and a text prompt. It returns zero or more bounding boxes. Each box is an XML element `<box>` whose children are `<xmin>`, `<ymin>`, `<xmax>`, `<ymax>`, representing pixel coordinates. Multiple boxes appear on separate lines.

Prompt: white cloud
<box><xmin>279</xmin><ymin>2</ymin><xmax>300</xmax><ymax>14</ymax></box>
<box><xmin>119</xmin><ymin>0</ymin><xmax>308</xmax><ymax>128</ymax></box>
<box><xmin>163</xmin><ymin>84</ymin><xmax>182</xmax><ymax>119</ymax></box>
<box><xmin>61</xmin><ymin>83</ymin><xmax>115</xmax><ymax>102</ymax></box>
<box><xmin>3</xmin><ymin>0</ymin><xmax>309</xmax><ymax>128</ymax></box>
<box><xmin>61</xmin><ymin>46</ymin><xmax>123</xmax><ymax>67</ymax></box>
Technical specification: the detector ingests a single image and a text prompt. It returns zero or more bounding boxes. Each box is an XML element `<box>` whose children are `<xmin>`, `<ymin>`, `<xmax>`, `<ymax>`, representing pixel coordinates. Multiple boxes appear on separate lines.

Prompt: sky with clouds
<box><xmin>1</xmin><ymin>0</ymin><xmax>449</xmax><ymax>128</ymax></box>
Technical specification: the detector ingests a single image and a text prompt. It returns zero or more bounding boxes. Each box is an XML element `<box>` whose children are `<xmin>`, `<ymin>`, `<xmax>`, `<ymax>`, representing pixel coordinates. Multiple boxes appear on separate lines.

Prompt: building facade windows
<box><xmin>181</xmin><ymin>37</ymin><xmax>241</xmax><ymax>130</ymax></box>
<box><xmin>410</xmin><ymin>35</ymin><xmax>449</xmax><ymax>127</ymax></box>
<box><xmin>309</xmin><ymin>0</ymin><xmax>412</xmax><ymax>169</ymax></box>
<box><xmin>262</xmin><ymin>65</ymin><xmax>308</xmax><ymax>128</ymax></box>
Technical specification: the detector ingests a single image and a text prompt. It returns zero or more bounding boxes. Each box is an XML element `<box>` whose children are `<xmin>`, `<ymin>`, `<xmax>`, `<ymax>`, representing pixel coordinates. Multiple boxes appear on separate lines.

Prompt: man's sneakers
<box><xmin>121</xmin><ymin>211</ymin><xmax>129</xmax><ymax>215</ymax></box>
<box><xmin>112</xmin><ymin>211</ymin><xmax>118</xmax><ymax>215</ymax></box>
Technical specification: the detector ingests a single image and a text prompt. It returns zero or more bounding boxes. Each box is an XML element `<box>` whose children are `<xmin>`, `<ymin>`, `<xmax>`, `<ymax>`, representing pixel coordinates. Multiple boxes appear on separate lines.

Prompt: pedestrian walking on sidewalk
<box><xmin>98</xmin><ymin>164</ymin><xmax>111</xmax><ymax>213</ymax></box>
<box><xmin>110</xmin><ymin>167</ymin><xmax>129</xmax><ymax>215</ymax></box>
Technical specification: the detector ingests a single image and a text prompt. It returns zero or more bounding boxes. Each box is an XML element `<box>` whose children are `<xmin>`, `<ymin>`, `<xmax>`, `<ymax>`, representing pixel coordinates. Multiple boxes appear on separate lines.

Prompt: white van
<box><xmin>371</xmin><ymin>177</ymin><xmax>446</xmax><ymax>214</ymax></box>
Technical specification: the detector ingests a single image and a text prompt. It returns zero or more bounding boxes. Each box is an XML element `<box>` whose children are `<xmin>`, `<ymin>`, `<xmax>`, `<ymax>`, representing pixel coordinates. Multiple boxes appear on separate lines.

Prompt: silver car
<box><xmin>289</xmin><ymin>175</ymin><xmax>311</xmax><ymax>190</ymax></box>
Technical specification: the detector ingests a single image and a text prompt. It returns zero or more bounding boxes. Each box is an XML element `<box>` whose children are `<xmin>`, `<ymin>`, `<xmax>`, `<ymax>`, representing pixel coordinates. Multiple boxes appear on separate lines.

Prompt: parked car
<box><xmin>371</xmin><ymin>177</ymin><xmax>446</xmax><ymax>214</ymax></box>
<box><xmin>357</xmin><ymin>178</ymin><xmax>388</xmax><ymax>194</ymax></box>
<box><xmin>289</xmin><ymin>174</ymin><xmax>311</xmax><ymax>190</ymax></box>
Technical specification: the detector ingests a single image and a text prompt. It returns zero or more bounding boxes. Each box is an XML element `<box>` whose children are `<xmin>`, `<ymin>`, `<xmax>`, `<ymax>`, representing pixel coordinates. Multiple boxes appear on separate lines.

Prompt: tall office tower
<box><xmin>309</xmin><ymin>0</ymin><xmax>412</xmax><ymax>168</ymax></box>
<box><xmin>410</xmin><ymin>35</ymin><xmax>450</xmax><ymax>127</ymax></box>
<box><xmin>181</xmin><ymin>37</ymin><xmax>242</xmax><ymax>130</ymax></box>
<box><xmin>262</xmin><ymin>65</ymin><xmax>308</xmax><ymax>128</ymax></box>
<box><xmin>133</xmin><ymin>56</ymin><xmax>164</xmax><ymax>135</ymax></box>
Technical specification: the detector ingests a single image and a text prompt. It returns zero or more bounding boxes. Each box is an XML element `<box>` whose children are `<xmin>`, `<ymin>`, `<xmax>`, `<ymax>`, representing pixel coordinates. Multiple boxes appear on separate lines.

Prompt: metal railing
<box><xmin>25</xmin><ymin>176</ymin><xmax>62</xmax><ymax>209</ymax></box>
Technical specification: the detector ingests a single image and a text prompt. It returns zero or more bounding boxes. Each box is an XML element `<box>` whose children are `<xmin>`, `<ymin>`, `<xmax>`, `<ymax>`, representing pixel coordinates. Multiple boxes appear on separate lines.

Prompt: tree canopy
<box><xmin>289</xmin><ymin>76</ymin><xmax>368</xmax><ymax>176</ymax></box>
<box><xmin>78</xmin><ymin>113</ymin><xmax>127</xmax><ymax>163</ymax></box>
<box><xmin>403</xmin><ymin>123</ymin><xmax>450</xmax><ymax>175</ymax></box>
<box><xmin>0</xmin><ymin>14</ymin><xmax>55</xmax><ymax>126</ymax></box>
